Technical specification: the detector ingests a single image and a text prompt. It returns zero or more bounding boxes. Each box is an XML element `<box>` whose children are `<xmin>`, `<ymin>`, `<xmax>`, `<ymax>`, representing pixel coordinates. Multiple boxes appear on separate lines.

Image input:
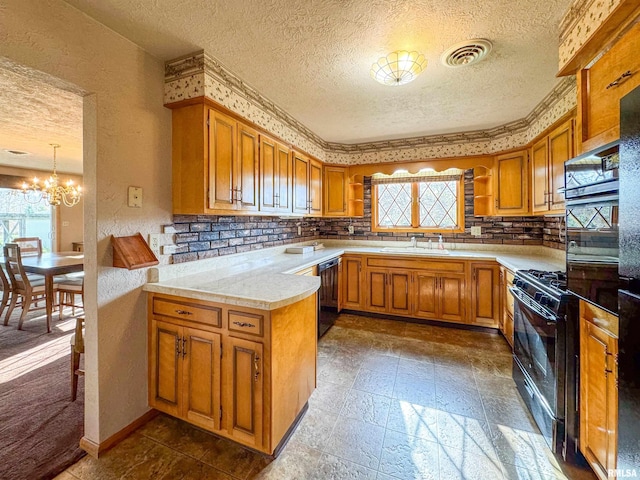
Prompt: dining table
<box><xmin>20</xmin><ymin>252</ymin><xmax>84</xmax><ymax>333</ymax></box>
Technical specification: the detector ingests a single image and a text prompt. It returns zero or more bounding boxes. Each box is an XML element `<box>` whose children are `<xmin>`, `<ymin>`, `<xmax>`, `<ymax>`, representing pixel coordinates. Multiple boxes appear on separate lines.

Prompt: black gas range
<box><xmin>510</xmin><ymin>269</ymin><xmax>581</xmax><ymax>462</ymax></box>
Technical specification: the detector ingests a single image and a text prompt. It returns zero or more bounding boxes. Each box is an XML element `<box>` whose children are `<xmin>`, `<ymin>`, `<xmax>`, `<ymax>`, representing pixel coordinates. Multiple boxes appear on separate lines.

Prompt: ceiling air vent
<box><xmin>441</xmin><ymin>39</ymin><xmax>493</xmax><ymax>68</ymax></box>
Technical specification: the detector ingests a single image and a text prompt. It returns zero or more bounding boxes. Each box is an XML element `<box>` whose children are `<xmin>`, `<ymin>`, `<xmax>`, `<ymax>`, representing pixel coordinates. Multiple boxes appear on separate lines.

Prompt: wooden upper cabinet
<box><xmin>324</xmin><ymin>165</ymin><xmax>348</xmax><ymax>217</ymax></box>
<box><xmin>292</xmin><ymin>150</ymin><xmax>323</xmax><ymax>215</ymax></box>
<box><xmin>259</xmin><ymin>135</ymin><xmax>291</xmax><ymax>214</ymax></box>
<box><xmin>236</xmin><ymin>124</ymin><xmax>259</xmax><ymax>212</ymax></box>
<box><xmin>309</xmin><ymin>159</ymin><xmax>323</xmax><ymax>215</ymax></box>
<box><xmin>209</xmin><ymin>109</ymin><xmax>238</xmax><ymax>211</ymax></box>
<box><xmin>531</xmin><ymin>137</ymin><xmax>550</xmax><ymax>213</ymax></box>
<box><xmin>494</xmin><ymin>150</ymin><xmax>529</xmax><ymax>215</ymax></box>
<box><xmin>577</xmin><ymin>22</ymin><xmax>640</xmax><ymax>154</ymax></box>
<box><xmin>548</xmin><ymin>119</ymin><xmax>573</xmax><ymax>210</ymax></box>
<box><xmin>580</xmin><ymin>310</ymin><xmax>618</xmax><ymax>480</ymax></box>
<box><xmin>531</xmin><ymin>119</ymin><xmax>573</xmax><ymax>214</ymax></box>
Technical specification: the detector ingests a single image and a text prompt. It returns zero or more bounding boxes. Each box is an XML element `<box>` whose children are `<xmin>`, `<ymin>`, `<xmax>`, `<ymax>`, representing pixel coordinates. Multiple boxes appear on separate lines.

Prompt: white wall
<box><xmin>0</xmin><ymin>0</ymin><xmax>173</xmax><ymax>443</ymax></box>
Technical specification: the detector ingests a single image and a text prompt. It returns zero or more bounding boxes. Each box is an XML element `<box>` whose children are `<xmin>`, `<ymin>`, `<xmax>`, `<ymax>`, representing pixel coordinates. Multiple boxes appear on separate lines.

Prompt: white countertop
<box><xmin>143</xmin><ymin>240</ymin><xmax>565</xmax><ymax>310</ymax></box>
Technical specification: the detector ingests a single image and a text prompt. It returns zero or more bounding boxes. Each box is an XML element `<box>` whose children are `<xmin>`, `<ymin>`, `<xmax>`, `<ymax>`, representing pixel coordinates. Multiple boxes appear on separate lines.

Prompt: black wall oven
<box><xmin>565</xmin><ymin>142</ymin><xmax>619</xmax><ymax>314</ymax></box>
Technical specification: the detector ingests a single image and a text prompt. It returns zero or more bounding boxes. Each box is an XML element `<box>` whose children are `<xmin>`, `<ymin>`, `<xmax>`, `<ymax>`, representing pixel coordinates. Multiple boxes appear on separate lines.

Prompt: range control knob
<box><xmin>539</xmin><ymin>295</ymin><xmax>550</xmax><ymax>306</ymax></box>
<box><xmin>534</xmin><ymin>292</ymin><xmax>543</xmax><ymax>301</ymax></box>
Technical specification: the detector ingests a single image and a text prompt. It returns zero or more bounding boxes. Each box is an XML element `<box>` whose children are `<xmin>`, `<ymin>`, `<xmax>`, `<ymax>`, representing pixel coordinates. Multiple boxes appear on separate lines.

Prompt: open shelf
<box><xmin>348</xmin><ymin>174</ymin><xmax>365</xmax><ymax>217</ymax></box>
<box><xmin>473</xmin><ymin>166</ymin><xmax>493</xmax><ymax>216</ymax></box>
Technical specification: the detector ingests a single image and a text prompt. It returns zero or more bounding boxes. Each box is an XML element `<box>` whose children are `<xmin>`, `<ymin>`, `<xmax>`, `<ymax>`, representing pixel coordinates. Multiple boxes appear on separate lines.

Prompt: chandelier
<box><xmin>21</xmin><ymin>144</ymin><xmax>82</xmax><ymax>207</ymax></box>
<box><xmin>370</xmin><ymin>50</ymin><xmax>427</xmax><ymax>86</ymax></box>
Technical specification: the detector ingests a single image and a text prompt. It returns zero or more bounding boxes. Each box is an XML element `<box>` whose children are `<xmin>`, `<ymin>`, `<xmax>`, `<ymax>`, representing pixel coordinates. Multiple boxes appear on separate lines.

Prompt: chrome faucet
<box><xmin>410</xmin><ymin>236</ymin><xmax>417</xmax><ymax>248</ymax></box>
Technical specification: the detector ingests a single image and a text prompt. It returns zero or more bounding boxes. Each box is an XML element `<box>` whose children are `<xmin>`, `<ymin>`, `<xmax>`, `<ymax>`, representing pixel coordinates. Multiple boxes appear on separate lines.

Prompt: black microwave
<box><xmin>565</xmin><ymin>142</ymin><xmax>619</xmax><ymax>314</ymax></box>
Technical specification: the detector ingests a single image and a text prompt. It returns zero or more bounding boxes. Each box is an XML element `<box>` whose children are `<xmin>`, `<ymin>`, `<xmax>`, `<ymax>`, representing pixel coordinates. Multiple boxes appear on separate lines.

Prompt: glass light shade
<box><xmin>370</xmin><ymin>50</ymin><xmax>427</xmax><ymax>86</ymax></box>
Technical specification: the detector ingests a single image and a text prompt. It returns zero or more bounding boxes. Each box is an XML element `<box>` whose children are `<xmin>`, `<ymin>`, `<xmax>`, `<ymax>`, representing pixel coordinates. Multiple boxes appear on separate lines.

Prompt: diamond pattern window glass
<box><xmin>372</xmin><ymin>173</ymin><xmax>463</xmax><ymax>233</ymax></box>
<box><xmin>418</xmin><ymin>181</ymin><xmax>457</xmax><ymax>228</ymax></box>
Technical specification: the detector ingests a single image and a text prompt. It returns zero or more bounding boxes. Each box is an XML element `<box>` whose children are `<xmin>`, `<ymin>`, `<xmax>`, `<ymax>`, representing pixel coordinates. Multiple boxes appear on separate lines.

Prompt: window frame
<box><xmin>371</xmin><ymin>177</ymin><xmax>465</xmax><ymax>234</ymax></box>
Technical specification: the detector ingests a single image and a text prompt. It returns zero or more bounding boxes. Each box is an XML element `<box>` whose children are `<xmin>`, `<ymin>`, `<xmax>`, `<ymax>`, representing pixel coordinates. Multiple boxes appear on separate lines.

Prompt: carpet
<box><xmin>0</xmin><ymin>308</ymin><xmax>85</xmax><ymax>480</ymax></box>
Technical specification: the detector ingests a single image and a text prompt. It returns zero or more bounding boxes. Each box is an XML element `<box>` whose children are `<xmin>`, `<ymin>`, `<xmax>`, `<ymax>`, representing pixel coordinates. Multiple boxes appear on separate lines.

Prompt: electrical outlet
<box><xmin>62</xmin><ymin>221</ymin><xmax>70</xmax><ymax>227</ymax></box>
<box><xmin>149</xmin><ymin>234</ymin><xmax>160</xmax><ymax>253</ymax></box>
<box><xmin>471</xmin><ymin>226</ymin><xmax>482</xmax><ymax>236</ymax></box>
<box><xmin>348</xmin><ymin>225</ymin><xmax>355</xmax><ymax>234</ymax></box>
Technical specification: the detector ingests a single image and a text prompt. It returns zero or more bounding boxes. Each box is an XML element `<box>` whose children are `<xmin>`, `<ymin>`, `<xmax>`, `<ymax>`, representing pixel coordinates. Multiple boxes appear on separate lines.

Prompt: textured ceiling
<box><xmin>64</xmin><ymin>0</ymin><xmax>573</xmax><ymax>144</ymax></box>
<box><xmin>0</xmin><ymin>63</ymin><xmax>83</xmax><ymax>174</ymax></box>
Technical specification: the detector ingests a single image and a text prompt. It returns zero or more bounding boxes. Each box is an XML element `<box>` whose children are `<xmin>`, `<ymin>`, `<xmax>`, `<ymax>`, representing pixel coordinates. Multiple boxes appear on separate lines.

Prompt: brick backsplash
<box><xmin>172</xmin><ymin>170</ymin><xmax>566</xmax><ymax>263</ymax></box>
<box><xmin>172</xmin><ymin>215</ymin><xmax>323</xmax><ymax>263</ymax></box>
<box><xmin>543</xmin><ymin>215</ymin><xmax>567</xmax><ymax>250</ymax></box>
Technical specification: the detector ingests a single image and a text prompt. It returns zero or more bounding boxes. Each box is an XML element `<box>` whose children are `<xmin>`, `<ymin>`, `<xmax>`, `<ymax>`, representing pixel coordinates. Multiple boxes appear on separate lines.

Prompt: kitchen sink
<box><xmin>380</xmin><ymin>247</ymin><xmax>450</xmax><ymax>255</ymax></box>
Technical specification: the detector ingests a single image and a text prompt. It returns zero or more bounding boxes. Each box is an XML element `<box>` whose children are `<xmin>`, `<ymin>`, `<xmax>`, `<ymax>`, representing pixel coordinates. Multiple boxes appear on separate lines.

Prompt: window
<box><xmin>371</xmin><ymin>169</ymin><xmax>465</xmax><ymax>233</ymax></box>
<box><xmin>0</xmin><ymin>188</ymin><xmax>53</xmax><ymax>252</ymax></box>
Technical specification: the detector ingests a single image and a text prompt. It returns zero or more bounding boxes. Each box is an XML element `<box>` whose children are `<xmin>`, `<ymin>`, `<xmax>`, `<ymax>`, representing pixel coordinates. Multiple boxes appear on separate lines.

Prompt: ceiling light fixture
<box><xmin>21</xmin><ymin>144</ymin><xmax>82</xmax><ymax>207</ymax></box>
<box><xmin>370</xmin><ymin>50</ymin><xmax>427</xmax><ymax>86</ymax></box>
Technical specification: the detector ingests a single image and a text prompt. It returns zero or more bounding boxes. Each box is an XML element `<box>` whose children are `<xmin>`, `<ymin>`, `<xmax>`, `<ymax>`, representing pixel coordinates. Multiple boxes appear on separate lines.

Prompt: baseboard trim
<box><xmin>79</xmin><ymin>409</ymin><xmax>159</xmax><ymax>458</ymax></box>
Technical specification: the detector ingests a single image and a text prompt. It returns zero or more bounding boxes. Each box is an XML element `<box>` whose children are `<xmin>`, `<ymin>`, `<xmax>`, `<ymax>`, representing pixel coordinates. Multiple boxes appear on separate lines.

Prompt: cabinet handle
<box><xmin>233</xmin><ymin>321</ymin><xmax>256</xmax><ymax>328</ymax></box>
<box><xmin>182</xmin><ymin>337</ymin><xmax>187</xmax><ymax>359</ymax></box>
<box><xmin>175</xmin><ymin>336</ymin><xmax>181</xmax><ymax>357</ymax></box>
<box><xmin>606</xmin><ymin>70</ymin><xmax>632</xmax><ymax>89</ymax></box>
<box><xmin>175</xmin><ymin>309</ymin><xmax>193</xmax><ymax>316</ymax></box>
<box><xmin>254</xmin><ymin>355</ymin><xmax>261</xmax><ymax>381</ymax></box>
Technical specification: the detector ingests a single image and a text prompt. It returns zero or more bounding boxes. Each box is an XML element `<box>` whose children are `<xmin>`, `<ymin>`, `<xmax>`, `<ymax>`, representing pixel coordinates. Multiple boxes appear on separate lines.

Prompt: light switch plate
<box><xmin>128</xmin><ymin>186</ymin><xmax>143</xmax><ymax>208</ymax></box>
<box><xmin>348</xmin><ymin>225</ymin><xmax>355</xmax><ymax>234</ymax></box>
<box><xmin>471</xmin><ymin>226</ymin><xmax>482</xmax><ymax>236</ymax></box>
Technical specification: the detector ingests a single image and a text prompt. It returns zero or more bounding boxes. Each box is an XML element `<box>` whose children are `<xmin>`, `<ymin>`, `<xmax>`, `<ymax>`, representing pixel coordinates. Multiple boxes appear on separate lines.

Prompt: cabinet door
<box><xmin>182</xmin><ymin>328</ymin><xmax>222</xmax><ymax>431</ymax></box>
<box><xmin>276</xmin><ymin>143</ymin><xmax>291</xmax><ymax>212</ymax></box>
<box><xmin>440</xmin><ymin>274</ymin><xmax>466</xmax><ymax>322</ymax></box>
<box><xmin>388</xmin><ymin>270</ymin><xmax>411</xmax><ymax>315</ymax></box>
<box><xmin>259</xmin><ymin>136</ymin><xmax>278</xmax><ymax>212</ymax></box>
<box><xmin>324</xmin><ymin>166</ymin><xmax>347</xmax><ymax>216</ymax></box>
<box><xmin>208</xmin><ymin>109</ymin><xmax>238</xmax><ymax>211</ymax></box>
<box><xmin>494</xmin><ymin>150</ymin><xmax>529</xmax><ymax>215</ymax></box>
<box><xmin>577</xmin><ymin>22</ymin><xmax>640</xmax><ymax>153</ymax></box>
<box><xmin>224</xmin><ymin>337</ymin><xmax>264</xmax><ymax>449</ymax></box>
<box><xmin>309</xmin><ymin>159</ymin><xmax>323</xmax><ymax>215</ymax></box>
<box><xmin>342</xmin><ymin>256</ymin><xmax>362</xmax><ymax>309</ymax></box>
<box><xmin>292</xmin><ymin>151</ymin><xmax>309</xmax><ymax>214</ymax></box>
<box><xmin>580</xmin><ymin>318</ymin><xmax>618</xmax><ymax>479</ymax></box>
<box><xmin>548</xmin><ymin>120</ymin><xmax>573</xmax><ymax>210</ymax></box>
<box><xmin>149</xmin><ymin>320</ymin><xmax>182</xmax><ymax>417</ymax></box>
<box><xmin>470</xmin><ymin>263</ymin><xmax>499</xmax><ymax>327</ymax></box>
<box><xmin>366</xmin><ymin>269</ymin><xmax>388</xmax><ymax>313</ymax></box>
<box><xmin>413</xmin><ymin>272</ymin><xmax>438</xmax><ymax>319</ymax></box>
<box><xmin>531</xmin><ymin>137</ymin><xmax>549</xmax><ymax>213</ymax></box>
<box><xmin>237</xmin><ymin>124</ymin><xmax>259</xmax><ymax>211</ymax></box>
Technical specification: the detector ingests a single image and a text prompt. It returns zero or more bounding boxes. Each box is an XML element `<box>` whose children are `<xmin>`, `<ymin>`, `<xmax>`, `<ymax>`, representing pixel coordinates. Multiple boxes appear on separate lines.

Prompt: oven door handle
<box><xmin>565</xmin><ymin>193</ymin><xmax>618</xmax><ymax>207</ymax></box>
<box><xmin>508</xmin><ymin>287</ymin><xmax>557</xmax><ymax>323</ymax></box>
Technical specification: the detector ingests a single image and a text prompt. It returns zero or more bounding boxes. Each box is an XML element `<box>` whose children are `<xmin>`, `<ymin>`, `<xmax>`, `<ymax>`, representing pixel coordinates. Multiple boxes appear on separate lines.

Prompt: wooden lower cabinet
<box><xmin>579</xmin><ymin>301</ymin><xmax>619</xmax><ymax>480</ymax></box>
<box><xmin>365</xmin><ymin>269</ymin><xmax>411</xmax><ymax>315</ymax></box>
<box><xmin>413</xmin><ymin>272</ymin><xmax>465</xmax><ymax>322</ymax></box>
<box><xmin>148</xmin><ymin>293</ymin><xmax>317</xmax><ymax>455</ymax></box>
<box><xmin>470</xmin><ymin>263</ymin><xmax>500</xmax><ymax>328</ymax></box>
<box><xmin>342</xmin><ymin>255</ymin><xmax>363</xmax><ymax>309</ymax></box>
<box><xmin>499</xmin><ymin>267</ymin><xmax>515</xmax><ymax>347</ymax></box>
<box><xmin>224</xmin><ymin>336</ymin><xmax>263</xmax><ymax>449</ymax></box>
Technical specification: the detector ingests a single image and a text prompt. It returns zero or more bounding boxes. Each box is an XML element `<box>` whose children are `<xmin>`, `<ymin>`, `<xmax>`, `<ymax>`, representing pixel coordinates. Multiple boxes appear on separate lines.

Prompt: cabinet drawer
<box><xmin>153</xmin><ymin>297</ymin><xmax>221</xmax><ymax>327</ymax></box>
<box><xmin>228</xmin><ymin>310</ymin><xmax>264</xmax><ymax>337</ymax></box>
<box><xmin>366</xmin><ymin>256</ymin><xmax>466</xmax><ymax>273</ymax></box>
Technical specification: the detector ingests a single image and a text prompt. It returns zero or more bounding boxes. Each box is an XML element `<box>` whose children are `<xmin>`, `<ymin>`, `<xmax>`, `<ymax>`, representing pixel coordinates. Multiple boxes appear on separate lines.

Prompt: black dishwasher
<box><xmin>317</xmin><ymin>257</ymin><xmax>340</xmax><ymax>338</ymax></box>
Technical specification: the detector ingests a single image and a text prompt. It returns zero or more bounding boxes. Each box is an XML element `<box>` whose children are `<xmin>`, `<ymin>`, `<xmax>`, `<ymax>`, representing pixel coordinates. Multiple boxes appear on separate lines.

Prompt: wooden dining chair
<box><xmin>3</xmin><ymin>243</ymin><xmax>51</xmax><ymax>329</ymax></box>
<box><xmin>58</xmin><ymin>274</ymin><xmax>84</xmax><ymax>320</ymax></box>
<box><xmin>71</xmin><ymin>317</ymin><xmax>85</xmax><ymax>401</ymax></box>
<box><xmin>0</xmin><ymin>265</ymin><xmax>12</xmax><ymax>320</ymax></box>
<box><xmin>13</xmin><ymin>237</ymin><xmax>43</xmax><ymax>256</ymax></box>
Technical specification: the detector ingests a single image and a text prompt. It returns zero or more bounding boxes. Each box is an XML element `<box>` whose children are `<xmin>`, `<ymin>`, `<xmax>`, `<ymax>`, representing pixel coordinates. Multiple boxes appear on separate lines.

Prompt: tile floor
<box><xmin>57</xmin><ymin>314</ymin><xmax>596</xmax><ymax>480</ymax></box>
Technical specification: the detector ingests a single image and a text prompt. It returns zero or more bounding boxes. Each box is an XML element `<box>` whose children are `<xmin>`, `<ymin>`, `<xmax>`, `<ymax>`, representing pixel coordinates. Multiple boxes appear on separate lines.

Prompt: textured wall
<box><xmin>543</xmin><ymin>216</ymin><xmax>567</xmax><ymax>250</ymax></box>
<box><xmin>1</xmin><ymin>0</ymin><xmax>173</xmax><ymax>444</ymax></box>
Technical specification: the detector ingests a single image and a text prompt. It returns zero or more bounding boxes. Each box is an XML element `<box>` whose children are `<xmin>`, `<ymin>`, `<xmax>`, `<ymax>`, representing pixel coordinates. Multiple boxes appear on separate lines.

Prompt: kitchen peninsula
<box><xmin>144</xmin><ymin>240</ymin><xmax>564</xmax><ymax>455</ymax></box>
